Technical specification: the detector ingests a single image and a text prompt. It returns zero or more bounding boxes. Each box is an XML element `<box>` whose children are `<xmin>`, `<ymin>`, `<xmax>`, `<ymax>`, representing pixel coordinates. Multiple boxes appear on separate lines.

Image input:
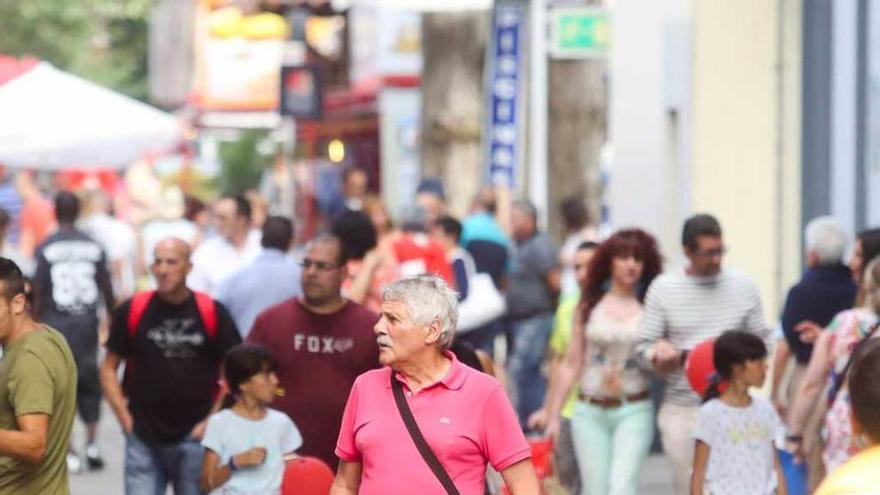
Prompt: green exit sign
<box><xmin>550</xmin><ymin>7</ymin><xmax>610</xmax><ymax>59</ymax></box>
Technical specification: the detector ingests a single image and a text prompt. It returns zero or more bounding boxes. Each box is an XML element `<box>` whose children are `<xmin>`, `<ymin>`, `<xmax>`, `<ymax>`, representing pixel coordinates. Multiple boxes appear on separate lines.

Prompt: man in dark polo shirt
<box><xmin>777</xmin><ymin>217</ymin><xmax>857</xmax><ymax>383</ymax></box>
<box><xmin>772</xmin><ymin>216</ymin><xmax>856</xmax><ymax>490</ymax></box>
<box><xmin>100</xmin><ymin>238</ymin><xmax>241</xmax><ymax>495</ymax></box>
<box><xmin>248</xmin><ymin>234</ymin><xmax>380</xmax><ymax>468</ymax></box>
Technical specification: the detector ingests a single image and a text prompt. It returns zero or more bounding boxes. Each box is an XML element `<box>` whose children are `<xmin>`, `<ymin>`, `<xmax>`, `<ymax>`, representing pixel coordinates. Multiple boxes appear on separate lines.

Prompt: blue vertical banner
<box><xmin>485</xmin><ymin>3</ymin><xmax>525</xmax><ymax>188</ymax></box>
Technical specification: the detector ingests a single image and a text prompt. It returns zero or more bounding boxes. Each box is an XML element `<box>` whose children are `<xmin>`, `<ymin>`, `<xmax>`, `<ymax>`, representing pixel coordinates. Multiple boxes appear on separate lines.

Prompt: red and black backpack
<box><xmin>122</xmin><ymin>290</ymin><xmax>218</xmax><ymax>394</ymax></box>
<box><xmin>126</xmin><ymin>290</ymin><xmax>218</xmax><ymax>338</ymax></box>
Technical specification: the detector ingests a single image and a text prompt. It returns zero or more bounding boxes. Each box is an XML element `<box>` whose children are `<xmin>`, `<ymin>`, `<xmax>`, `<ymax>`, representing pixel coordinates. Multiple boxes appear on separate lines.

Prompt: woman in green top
<box><xmin>529</xmin><ymin>240</ymin><xmax>598</xmax><ymax>494</ymax></box>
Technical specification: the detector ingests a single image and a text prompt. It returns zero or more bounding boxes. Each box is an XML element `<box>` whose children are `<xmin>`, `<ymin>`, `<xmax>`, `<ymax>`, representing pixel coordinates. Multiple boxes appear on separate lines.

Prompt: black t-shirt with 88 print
<box><xmin>107</xmin><ymin>292</ymin><xmax>241</xmax><ymax>445</ymax></box>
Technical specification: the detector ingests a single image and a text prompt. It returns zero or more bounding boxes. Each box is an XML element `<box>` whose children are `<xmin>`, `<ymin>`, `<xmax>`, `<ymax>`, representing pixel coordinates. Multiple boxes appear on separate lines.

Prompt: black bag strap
<box><xmin>830</xmin><ymin>321</ymin><xmax>880</xmax><ymax>405</ymax></box>
<box><xmin>391</xmin><ymin>372</ymin><xmax>460</xmax><ymax>495</ymax></box>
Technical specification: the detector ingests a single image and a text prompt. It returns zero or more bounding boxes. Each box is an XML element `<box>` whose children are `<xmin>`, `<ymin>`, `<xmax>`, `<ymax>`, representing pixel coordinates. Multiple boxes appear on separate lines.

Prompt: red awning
<box><xmin>0</xmin><ymin>55</ymin><xmax>39</xmax><ymax>85</ymax></box>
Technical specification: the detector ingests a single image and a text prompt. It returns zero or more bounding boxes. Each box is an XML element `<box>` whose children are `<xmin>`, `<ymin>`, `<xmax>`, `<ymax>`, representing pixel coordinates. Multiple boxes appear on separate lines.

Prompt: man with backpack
<box><xmin>100</xmin><ymin>237</ymin><xmax>241</xmax><ymax>495</ymax></box>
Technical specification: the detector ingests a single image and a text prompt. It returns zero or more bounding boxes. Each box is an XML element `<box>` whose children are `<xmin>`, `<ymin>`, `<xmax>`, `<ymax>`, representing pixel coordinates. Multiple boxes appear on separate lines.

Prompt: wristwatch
<box><xmin>785</xmin><ymin>434</ymin><xmax>803</xmax><ymax>443</ymax></box>
<box><xmin>228</xmin><ymin>457</ymin><xmax>240</xmax><ymax>471</ymax></box>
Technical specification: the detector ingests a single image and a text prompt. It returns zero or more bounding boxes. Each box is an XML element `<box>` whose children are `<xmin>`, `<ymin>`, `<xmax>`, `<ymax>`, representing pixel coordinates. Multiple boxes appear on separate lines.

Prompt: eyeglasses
<box><xmin>299</xmin><ymin>258</ymin><xmax>340</xmax><ymax>271</ymax></box>
<box><xmin>694</xmin><ymin>247</ymin><xmax>726</xmax><ymax>259</ymax></box>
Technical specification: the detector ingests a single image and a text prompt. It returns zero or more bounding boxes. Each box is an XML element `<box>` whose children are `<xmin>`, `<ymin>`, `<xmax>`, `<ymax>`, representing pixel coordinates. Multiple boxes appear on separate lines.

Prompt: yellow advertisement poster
<box><xmin>194</xmin><ymin>2</ymin><xmax>288</xmax><ymax>111</ymax></box>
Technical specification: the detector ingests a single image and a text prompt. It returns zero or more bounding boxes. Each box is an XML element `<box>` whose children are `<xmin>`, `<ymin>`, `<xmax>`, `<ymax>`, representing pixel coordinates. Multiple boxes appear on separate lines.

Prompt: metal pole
<box><xmin>529</xmin><ymin>0</ymin><xmax>549</xmax><ymax>229</ymax></box>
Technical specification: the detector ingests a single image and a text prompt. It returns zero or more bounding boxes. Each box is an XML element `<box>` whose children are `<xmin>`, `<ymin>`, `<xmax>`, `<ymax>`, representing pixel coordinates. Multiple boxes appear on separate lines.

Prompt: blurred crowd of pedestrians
<box><xmin>0</xmin><ymin>164</ymin><xmax>878</xmax><ymax>495</ymax></box>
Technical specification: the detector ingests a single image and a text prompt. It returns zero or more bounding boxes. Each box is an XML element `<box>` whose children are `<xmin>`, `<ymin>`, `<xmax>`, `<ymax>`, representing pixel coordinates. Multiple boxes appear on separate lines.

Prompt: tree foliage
<box><xmin>0</xmin><ymin>0</ymin><xmax>151</xmax><ymax>100</ymax></box>
<box><xmin>217</xmin><ymin>130</ymin><xmax>275</xmax><ymax>195</ymax></box>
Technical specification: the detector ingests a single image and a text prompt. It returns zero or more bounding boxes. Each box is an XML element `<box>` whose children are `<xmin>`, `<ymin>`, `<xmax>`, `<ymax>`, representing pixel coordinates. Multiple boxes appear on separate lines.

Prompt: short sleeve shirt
<box><xmin>33</xmin><ymin>230</ymin><xmax>112</xmax><ymax>355</ymax></box>
<box><xmin>549</xmin><ymin>294</ymin><xmax>579</xmax><ymax>418</ymax></box>
<box><xmin>215</xmin><ymin>250</ymin><xmax>303</xmax><ymax>337</ymax></box>
<box><xmin>580</xmin><ymin>301</ymin><xmax>648</xmax><ymax>398</ymax></box>
<box><xmin>247</xmin><ymin>299</ymin><xmax>380</xmax><ymax>468</ymax></box>
<box><xmin>107</xmin><ymin>293</ymin><xmax>241</xmax><ymax>444</ymax></box>
<box><xmin>694</xmin><ymin>397</ymin><xmax>782</xmax><ymax>495</ymax></box>
<box><xmin>0</xmin><ymin>327</ymin><xmax>77</xmax><ymax>494</ymax></box>
<box><xmin>202</xmin><ymin>409</ymin><xmax>302</xmax><ymax>495</ymax></box>
<box><xmin>335</xmin><ymin>353</ymin><xmax>531</xmax><ymax>495</ymax></box>
<box><xmin>815</xmin><ymin>446</ymin><xmax>880</xmax><ymax>495</ymax></box>
<box><xmin>342</xmin><ymin>258</ymin><xmax>400</xmax><ymax>313</ymax></box>
<box><xmin>20</xmin><ymin>196</ymin><xmax>54</xmax><ymax>249</ymax></box>
<box><xmin>506</xmin><ymin>231</ymin><xmax>559</xmax><ymax>319</ymax></box>
<box><xmin>392</xmin><ymin>234</ymin><xmax>454</xmax><ymax>285</ymax></box>
<box><xmin>188</xmin><ymin>230</ymin><xmax>262</xmax><ymax>295</ymax></box>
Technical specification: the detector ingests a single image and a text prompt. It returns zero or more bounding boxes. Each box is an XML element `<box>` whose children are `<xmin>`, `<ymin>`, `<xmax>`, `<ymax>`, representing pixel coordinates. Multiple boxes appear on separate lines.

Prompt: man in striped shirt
<box><xmin>635</xmin><ymin>213</ymin><xmax>768</xmax><ymax>494</ymax></box>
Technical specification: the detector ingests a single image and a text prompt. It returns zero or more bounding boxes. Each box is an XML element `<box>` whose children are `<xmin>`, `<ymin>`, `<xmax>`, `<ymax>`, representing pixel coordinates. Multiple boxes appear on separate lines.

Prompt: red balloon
<box><xmin>685</xmin><ymin>338</ymin><xmax>717</xmax><ymax>397</ymax></box>
<box><xmin>282</xmin><ymin>456</ymin><xmax>334</xmax><ymax>495</ymax></box>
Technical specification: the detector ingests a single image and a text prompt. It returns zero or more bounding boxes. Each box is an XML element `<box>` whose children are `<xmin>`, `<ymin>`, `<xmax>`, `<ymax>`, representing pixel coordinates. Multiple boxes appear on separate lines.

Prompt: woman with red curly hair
<box><xmin>543</xmin><ymin>228</ymin><xmax>662</xmax><ymax>495</ymax></box>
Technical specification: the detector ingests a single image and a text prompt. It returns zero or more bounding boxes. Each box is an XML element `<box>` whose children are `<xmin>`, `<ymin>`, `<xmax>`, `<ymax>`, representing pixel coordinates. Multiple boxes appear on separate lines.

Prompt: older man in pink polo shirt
<box><xmin>331</xmin><ymin>276</ymin><xmax>540</xmax><ymax>495</ymax></box>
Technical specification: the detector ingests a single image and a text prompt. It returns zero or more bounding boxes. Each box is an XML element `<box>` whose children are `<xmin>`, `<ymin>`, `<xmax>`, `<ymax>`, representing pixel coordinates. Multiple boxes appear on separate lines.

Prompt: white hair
<box><xmin>381</xmin><ymin>275</ymin><xmax>458</xmax><ymax>350</ymax></box>
<box><xmin>805</xmin><ymin>216</ymin><xmax>848</xmax><ymax>265</ymax></box>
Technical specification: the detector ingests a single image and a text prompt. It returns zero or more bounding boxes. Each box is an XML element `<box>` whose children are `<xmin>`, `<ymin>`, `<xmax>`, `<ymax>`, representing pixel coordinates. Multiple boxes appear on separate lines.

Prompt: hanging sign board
<box><xmin>549</xmin><ymin>7</ymin><xmax>610</xmax><ymax>59</ymax></box>
<box><xmin>484</xmin><ymin>4</ymin><xmax>525</xmax><ymax>188</ymax></box>
<box><xmin>280</xmin><ymin>65</ymin><xmax>323</xmax><ymax>119</ymax></box>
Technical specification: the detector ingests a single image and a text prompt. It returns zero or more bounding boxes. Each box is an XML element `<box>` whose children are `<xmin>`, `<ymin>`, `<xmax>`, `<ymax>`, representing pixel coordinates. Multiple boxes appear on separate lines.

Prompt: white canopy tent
<box><xmin>0</xmin><ymin>62</ymin><xmax>182</xmax><ymax>170</ymax></box>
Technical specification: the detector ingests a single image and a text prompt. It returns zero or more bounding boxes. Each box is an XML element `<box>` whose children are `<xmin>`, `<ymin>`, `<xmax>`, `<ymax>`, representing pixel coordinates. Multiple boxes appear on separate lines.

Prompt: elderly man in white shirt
<box><xmin>188</xmin><ymin>195</ymin><xmax>261</xmax><ymax>296</ymax></box>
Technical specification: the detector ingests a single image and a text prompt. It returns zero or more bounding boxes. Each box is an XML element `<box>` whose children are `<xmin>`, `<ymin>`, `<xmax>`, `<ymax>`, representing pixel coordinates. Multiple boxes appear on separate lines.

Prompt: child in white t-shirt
<box><xmin>691</xmin><ymin>331</ymin><xmax>787</xmax><ymax>495</ymax></box>
<box><xmin>201</xmin><ymin>344</ymin><xmax>302</xmax><ymax>495</ymax></box>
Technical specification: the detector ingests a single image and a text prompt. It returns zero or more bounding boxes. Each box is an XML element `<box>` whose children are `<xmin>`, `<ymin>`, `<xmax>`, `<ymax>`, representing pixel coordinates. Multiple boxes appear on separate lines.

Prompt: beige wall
<box><xmin>690</xmin><ymin>0</ymin><xmax>802</xmax><ymax>318</ymax></box>
<box><xmin>779</xmin><ymin>0</ymin><xmax>803</xmax><ymax>311</ymax></box>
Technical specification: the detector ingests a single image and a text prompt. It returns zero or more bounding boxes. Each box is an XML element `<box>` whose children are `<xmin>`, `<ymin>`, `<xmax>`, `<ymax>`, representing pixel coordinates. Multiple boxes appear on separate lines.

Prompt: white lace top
<box><xmin>579</xmin><ymin>299</ymin><xmax>649</xmax><ymax>398</ymax></box>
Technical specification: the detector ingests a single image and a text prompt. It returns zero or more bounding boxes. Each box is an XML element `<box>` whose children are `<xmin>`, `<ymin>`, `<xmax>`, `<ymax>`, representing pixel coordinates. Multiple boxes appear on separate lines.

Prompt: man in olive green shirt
<box><xmin>0</xmin><ymin>257</ymin><xmax>77</xmax><ymax>494</ymax></box>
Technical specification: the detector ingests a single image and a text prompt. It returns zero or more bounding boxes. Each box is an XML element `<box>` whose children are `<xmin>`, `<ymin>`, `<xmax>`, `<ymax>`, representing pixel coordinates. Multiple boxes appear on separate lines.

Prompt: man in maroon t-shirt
<box><xmin>247</xmin><ymin>234</ymin><xmax>380</xmax><ymax>468</ymax></box>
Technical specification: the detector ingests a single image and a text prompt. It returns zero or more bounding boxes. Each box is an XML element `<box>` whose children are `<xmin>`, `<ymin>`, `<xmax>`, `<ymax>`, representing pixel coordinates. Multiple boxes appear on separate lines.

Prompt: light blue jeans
<box><xmin>125</xmin><ymin>433</ymin><xmax>205</xmax><ymax>495</ymax></box>
<box><xmin>506</xmin><ymin>313</ymin><xmax>554</xmax><ymax>427</ymax></box>
<box><xmin>570</xmin><ymin>399</ymin><xmax>654</xmax><ymax>495</ymax></box>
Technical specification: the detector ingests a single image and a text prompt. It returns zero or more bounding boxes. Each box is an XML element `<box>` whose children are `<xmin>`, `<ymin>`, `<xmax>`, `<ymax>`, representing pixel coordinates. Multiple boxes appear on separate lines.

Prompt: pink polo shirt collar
<box><xmin>387</xmin><ymin>350</ymin><xmax>467</xmax><ymax>391</ymax></box>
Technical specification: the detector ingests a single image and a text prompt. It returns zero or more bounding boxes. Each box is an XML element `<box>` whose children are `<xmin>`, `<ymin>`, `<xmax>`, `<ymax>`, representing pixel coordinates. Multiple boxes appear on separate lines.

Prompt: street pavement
<box><xmin>70</xmin><ymin>404</ymin><xmax>675</xmax><ymax>495</ymax></box>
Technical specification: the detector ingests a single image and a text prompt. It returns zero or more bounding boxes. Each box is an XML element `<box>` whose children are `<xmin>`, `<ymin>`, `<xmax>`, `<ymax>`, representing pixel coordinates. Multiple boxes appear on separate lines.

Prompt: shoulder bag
<box><xmin>456</xmin><ymin>252</ymin><xmax>506</xmax><ymax>333</ymax></box>
<box><xmin>391</xmin><ymin>372</ymin><xmax>461</xmax><ymax>495</ymax></box>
